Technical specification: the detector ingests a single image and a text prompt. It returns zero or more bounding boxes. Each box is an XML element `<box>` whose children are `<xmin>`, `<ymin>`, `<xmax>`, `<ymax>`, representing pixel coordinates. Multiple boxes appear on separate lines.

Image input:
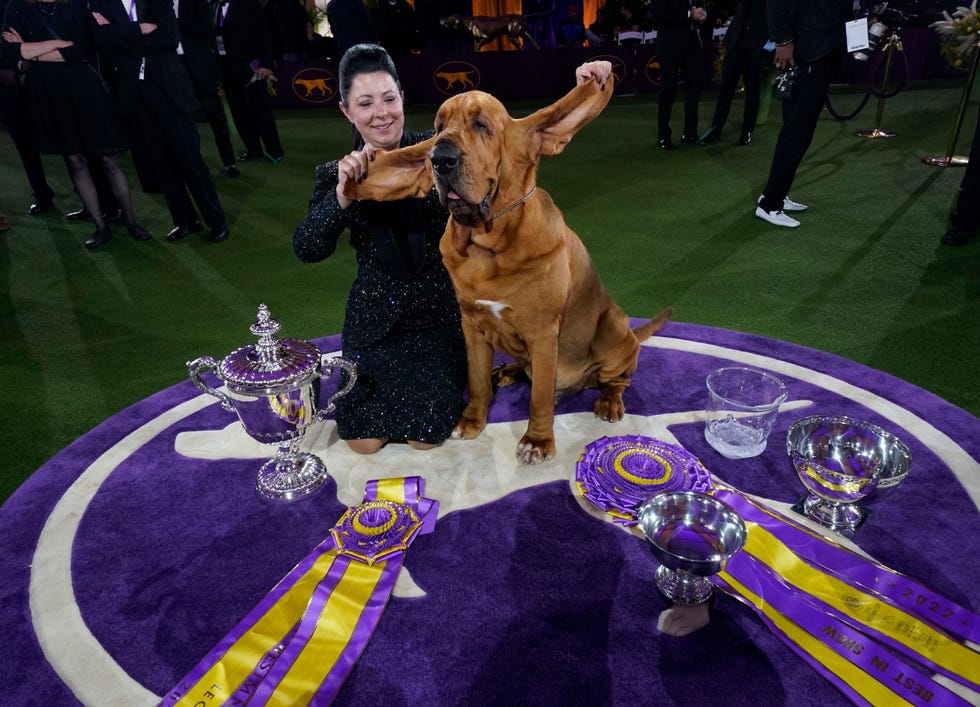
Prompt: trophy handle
<box><xmin>187</xmin><ymin>356</ymin><xmax>235</xmax><ymax>412</ymax></box>
<box><xmin>317</xmin><ymin>355</ymin><xmax>357</xmax><ymax>419</ymax></box>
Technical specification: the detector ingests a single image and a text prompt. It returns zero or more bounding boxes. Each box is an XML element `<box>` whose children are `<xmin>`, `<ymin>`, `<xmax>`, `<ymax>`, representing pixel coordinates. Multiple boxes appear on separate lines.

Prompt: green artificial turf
<box><xmin>1</xmin><ymin>82</ymin><xmax>978</xmax><ymax>504</ymax></box>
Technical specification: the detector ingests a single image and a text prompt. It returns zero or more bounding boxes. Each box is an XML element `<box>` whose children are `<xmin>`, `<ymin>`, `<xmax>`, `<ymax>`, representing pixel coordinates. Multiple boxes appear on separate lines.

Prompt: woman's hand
<box><xmin>139</xmin><ymin>22</ymin><xmax>157</xmax><ymax>34</ymax></box>
<box><xmin>2</xmin><ymin>27</ymin><xmax>23</xmax><ymax>43</ymax></box>
<box><xmin>575</xmin><ymin>60</ymin><xmax>612</xmax><ymax>87</ymax></box>
<box><xmin>335</xmin><ymin>148</ymin><xmax>375</xmax><ymax>209</ymax></box>
<box><xmin>91</xmin><ymin>11</ymin><xmax>109</xmax><ymax>25</ymax></box>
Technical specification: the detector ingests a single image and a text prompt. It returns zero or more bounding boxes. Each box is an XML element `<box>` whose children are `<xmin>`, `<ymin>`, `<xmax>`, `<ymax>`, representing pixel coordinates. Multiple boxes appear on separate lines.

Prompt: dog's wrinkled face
<box><xmin>429</xmin><ymin>92</ymin><xmax>514</xmax><ymax>226</ymax></box>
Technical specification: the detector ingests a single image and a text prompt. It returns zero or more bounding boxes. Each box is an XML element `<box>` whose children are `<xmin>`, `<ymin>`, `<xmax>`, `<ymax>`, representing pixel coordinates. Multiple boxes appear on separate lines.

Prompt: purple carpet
<box><xmin>2</xmin><ymin>321</ymin><xmax>978</xmax><ymax>706</ymax></box>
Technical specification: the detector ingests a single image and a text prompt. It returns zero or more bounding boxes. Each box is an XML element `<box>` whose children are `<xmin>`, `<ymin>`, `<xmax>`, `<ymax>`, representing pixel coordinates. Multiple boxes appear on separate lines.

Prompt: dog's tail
<box><xmin>632</xmin><ymin>307</ymin><xmax>674</xmax><ymax>342</ymax></box>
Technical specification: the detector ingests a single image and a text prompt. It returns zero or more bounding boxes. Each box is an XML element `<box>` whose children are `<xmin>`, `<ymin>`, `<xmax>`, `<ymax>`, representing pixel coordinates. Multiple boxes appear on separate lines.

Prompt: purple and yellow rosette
<box><xmin>159</xmin><ymin>477</ymin><xmax>437</xmax><ymax>707</ymax></box>
<box><xmin>575</xmin><ymin>435</ymin><xmax>713</xmax><ymax>525</ymax></box>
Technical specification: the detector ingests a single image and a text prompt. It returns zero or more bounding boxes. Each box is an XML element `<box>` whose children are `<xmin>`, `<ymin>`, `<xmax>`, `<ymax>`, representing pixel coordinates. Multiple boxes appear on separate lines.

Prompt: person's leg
<box><xmin>760</xmin><ymin>56</ymin><xmax>832</xmax><ymax>212</ymax></box>
<box><xmin>196</xmin><ymin>78</ymin><xmax>238</xmax><ymax>169</ymax></box>
<box><xmin>65</xmin><ymin>153</ymin><xmax>111</xmax><ymax>247</ymax></box>
<box><xmin>739</xmin><ymin>47</ymin><xmax>767</xmax><ymax>138</ymax></box>
<box><xmin>245</xmin><ymin>80</ymin><xmax>284</xmax><ymax>159</ymax></box>
<box><xmin>220</xmin><ymin>60</ymin><xmax>262</xmax><ymax>158</ymax></box>
<box><xmin>658</xmin><ymin>54</ymin><xmax>680</xmax><ymax>144</ymax></box>
<box><xmin>943</xmin><ymin>110</ymin><xmax>980</xmax><ymax>245</ymax></box>
<box><xmin>1</xmin><ymin>83</ymin><xmax>55</xmax><ymax>209</ymax></box>
<box><xmin>345</xmin><ymin>438</ymin><xmax>388</xmax><ymax>454</ymax></box>
<box><xmin>681</xmin><ymin>45</ymin><xmax>705</xmax><ymax>141</ymax></box>
<box><xmin>704</xmin><ymin>46</ymin><xmax>745</xmax><ymax>138</ymax></box>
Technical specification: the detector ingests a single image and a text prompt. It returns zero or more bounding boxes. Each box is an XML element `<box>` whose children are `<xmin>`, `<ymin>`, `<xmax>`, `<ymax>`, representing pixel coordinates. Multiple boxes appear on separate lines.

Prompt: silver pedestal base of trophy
<box><xmin>792</xmin><ymin>494</ymin><xmax>872</xmax><ymax>539</ymax></box>
<box><xmin>655</xmin><ymin>566</ymin><xmax>715</xmax><ymax>606</ymax></box>
<box><xmin>256</xmin><ymin>451</ymin><xmax>329</xmax><ymax>501</ymax></box>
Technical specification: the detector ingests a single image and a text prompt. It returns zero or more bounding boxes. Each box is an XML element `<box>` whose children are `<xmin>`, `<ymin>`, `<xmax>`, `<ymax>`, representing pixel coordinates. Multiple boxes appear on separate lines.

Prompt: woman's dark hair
<box><xmin>338</xmin><ymin>44</ymin><xmax>401</xmax><ymax>106</ymax></box>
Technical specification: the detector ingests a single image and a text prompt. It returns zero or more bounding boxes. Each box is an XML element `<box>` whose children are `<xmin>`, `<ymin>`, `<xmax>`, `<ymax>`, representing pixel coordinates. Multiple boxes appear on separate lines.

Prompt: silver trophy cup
<box><xmin>638</xmin><ymin>491</ymin><xmax>747</xmax><ymax>605</ymax></box>
<box><xmin>188</xmin><ymin>304</ymin><xmax>356</xmax><ymax>501</ymax></box>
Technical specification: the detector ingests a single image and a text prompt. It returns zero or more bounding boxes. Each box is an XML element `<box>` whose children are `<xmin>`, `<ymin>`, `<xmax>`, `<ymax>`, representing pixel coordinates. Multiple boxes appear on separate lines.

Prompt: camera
<box><xmin>851</xmin><ymin>1</ymin><xmax>921</xmax><ymax>61</ymax></box>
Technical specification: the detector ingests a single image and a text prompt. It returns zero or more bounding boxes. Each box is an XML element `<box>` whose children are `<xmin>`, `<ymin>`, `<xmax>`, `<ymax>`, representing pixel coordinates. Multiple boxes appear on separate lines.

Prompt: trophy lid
<box><xmin>217</xmin><ymin>304</ymin><xmax>321</xmax><ymax>394</ymax></box>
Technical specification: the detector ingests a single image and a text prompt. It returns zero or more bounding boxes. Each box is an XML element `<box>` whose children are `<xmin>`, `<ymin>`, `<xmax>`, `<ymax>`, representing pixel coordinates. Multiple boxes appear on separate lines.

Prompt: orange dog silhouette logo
<box><xmin>433</xmin><ymin>61</ymin><xmax>480</xmax><ymax>95</ymax></box>
<box><xmin>291</xmin><ymin>67</ymin><xmax>337</xmax><ymax>105</ymax></box>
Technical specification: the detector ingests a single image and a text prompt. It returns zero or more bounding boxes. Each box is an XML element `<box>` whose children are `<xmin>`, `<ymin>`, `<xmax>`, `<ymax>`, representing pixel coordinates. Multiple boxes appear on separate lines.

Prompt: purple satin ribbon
<box><xmin>714</xmin><ymin>488</ymin><xmax>980</xmax><ymax>645</ymax></box>
<box><xmin>720</xmin><ymin>551</ymin><xmax>974</xmax><ymax>707</ymax></box>
<box><xmin>158</xmin><ymin>477</ymin><xmax>437</xmax><ymax>707</ymax></box>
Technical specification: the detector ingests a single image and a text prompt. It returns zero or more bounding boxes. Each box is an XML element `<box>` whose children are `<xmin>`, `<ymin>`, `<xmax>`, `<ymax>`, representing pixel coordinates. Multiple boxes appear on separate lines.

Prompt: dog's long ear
<box><xmin>518</xmin><ymin>76</ymin><xmax>614</xmax><ymax>157</ymax></box>
<box><xmin>342</xmin><ymin>137</ymin><xmax>436</xmax><ymax>202</ymax></box>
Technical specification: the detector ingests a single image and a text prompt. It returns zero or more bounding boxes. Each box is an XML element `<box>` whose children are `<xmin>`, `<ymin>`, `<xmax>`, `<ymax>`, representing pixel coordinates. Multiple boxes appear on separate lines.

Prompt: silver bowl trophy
<box><xmin>638</xmin><ymin>491</ymin><xmax>747</xmax><ymax>605</ymax></box>
<box><xmin>188</xmin><ymin>304</ymin><xmax>357</xmax><ymax>501</ymax></box>
<box><xmin>787</xmin><ymin>414</ymin><xmax>911</xmax><ymax>537</ymax></box>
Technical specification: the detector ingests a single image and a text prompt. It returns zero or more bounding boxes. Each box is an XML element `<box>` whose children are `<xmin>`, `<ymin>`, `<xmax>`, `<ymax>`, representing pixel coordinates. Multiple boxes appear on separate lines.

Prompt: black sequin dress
<box><xmin>0</xmin><ymin>0</ymin><xmax>127</xmax><ymax>155</ymax></box>
<box><xmin>293</xmin><ymin>129</ymin><xmax>467</xmax><ymax>444</ymax></box>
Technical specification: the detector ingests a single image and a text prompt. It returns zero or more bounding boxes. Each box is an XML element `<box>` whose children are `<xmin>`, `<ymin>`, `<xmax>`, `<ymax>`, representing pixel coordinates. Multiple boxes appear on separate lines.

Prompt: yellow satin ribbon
<box><xmin>173</xmin><ymin>477</ymin><xmax>415</xmax><ymax>706</ymax></box>
<box><xmin>264</xmin><ymin>559</ymin><xmax>387</xmax><ymax>706</ymax></box>
<box><xmin>718</xmin><ymin>569</ymin><xmax>916</xmax><ymax>707</ymax></box>
<box><xmin>173</xmin><ymin>549</ymin><xmax>341</xmax><ymax>706</ymax></box>
<box><xmin>741</xmin><ymin>523</ymin><xmax>980</xmax><ymax>684</ymax></box>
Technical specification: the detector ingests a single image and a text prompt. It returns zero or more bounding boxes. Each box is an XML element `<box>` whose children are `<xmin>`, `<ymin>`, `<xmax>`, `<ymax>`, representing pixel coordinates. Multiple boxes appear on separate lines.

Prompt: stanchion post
<box><xmin>857</xmin><ymin>32</ymin><xmax>901</xmax><ymax>138</ymax></box>
<box><xmin>922</xmin><ymin>40</ymin><xmax>980</xmax><ymax>167</ymax></box>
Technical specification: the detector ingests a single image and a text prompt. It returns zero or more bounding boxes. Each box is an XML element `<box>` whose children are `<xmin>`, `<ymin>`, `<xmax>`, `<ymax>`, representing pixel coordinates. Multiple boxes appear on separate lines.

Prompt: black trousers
<box><xmin>182</xmin><ymin>59</ymin><xmax>237</xmax><ymax>168</ymax></box>
<box><xmin>658</xmin><ymin>46</ymin><xmax>705</xmax><ymax>140</ymax></box>
<box><xmin>0</xmin><ymin>79</ymin><xmax>54</xmax><ymax>205</ymax></box>
<box><xmin>709</xmin><ymin>41</ymin><xmax>769</xmax><ymax>136</ymax></box>
<box><xmin>135</xmin><ymin>81</ymin><xmax>225</xmax><ymax>229</ymax></box>
<box><xmin>951</xmin><ymin>110</ymin><xmax>980</xmax><ymax>232</ymax></box>
<box><xmin>217</xmin><ymin>56</ymin><xmax>283</xmax><ymax>158</ymax></box>
<box><xmin>760</xmin><ymin>48</ymin><xmax>841</xmax><ymax>212</ymax></box>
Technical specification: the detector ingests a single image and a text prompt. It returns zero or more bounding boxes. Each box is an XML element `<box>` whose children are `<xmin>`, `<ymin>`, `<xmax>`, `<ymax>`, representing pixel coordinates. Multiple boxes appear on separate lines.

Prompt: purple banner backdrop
<box><xmin>1</xmin><ymin>321</ymin><xmax>978</xmax><ymax>705</ymax></box>
<box><xmin>274</xmin><ymin>28</ymin><xmax>959</xmax><ymax>110</ymax></box>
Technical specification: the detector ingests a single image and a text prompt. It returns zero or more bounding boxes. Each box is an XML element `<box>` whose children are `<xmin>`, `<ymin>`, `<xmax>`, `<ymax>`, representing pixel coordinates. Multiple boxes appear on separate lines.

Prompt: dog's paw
<box><xmin>516</xmin><ymin>435</ymin><xmax>556</xmax><ymax>465</ymax></box>
<box><xmin>452</xmin><ymin>416</ymin><xmax>486</xmax><ymax>440</ymax></box>
<box><xmin>594</xmin><ymin>394</ymin><xmax>626</xmax><ymax>422</ymax></box>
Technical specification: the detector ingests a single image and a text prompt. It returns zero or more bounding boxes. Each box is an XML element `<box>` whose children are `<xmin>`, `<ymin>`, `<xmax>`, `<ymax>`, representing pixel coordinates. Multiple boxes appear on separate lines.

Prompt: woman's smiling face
<box><xmin>340</xmin><ymin>71</ymin><xmax>405</xmax><ymax>151</ymax></box>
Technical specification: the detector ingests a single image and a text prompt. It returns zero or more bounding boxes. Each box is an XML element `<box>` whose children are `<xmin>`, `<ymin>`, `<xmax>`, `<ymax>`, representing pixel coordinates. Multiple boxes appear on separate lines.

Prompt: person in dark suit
<box><xmin>0</xmin><ymin>0</ymin><xmax>54</xmax><ymax>217</ymax></box>
<box><xmin>651</xmin><ymin>0</ymin><xmax>709</xmax><ymax>149</ymax></box>
<box><xmin>212</xmin><ymin>0</ymin><xmax>284</xmax><ymax>162</ymax></box>
<box><xmin>326</xmin><ymin>0</ymin><xmax>376</xmax><ymax>59</ymax></box>
<box><xmin>177</xmin><ymin>0</ymin><xmax>239</xmax><ymax>177</ymax></box>
<box><xmin>941</xmin><ymin>109</ymin><xmax>980</xmax><ymax>246</ymax></box>
<box><xmin>91</xmin><ymin>0</ymin><xmax>230</xmax><ymax>242</ymax></box>
<box><xmin>697</xmin><ymin>0</ymin><xmax>769</xmax><ymax>146</ymax></box>
<box><xmin>755</xmin><ymin>0</ymin><xmax>850</xmax><ymax>228</ymax></box>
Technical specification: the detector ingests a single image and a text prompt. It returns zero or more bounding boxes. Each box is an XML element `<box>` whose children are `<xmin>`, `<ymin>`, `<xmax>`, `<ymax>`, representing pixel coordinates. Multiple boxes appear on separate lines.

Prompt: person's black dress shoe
<box><xmin>209</xmin><ymin>224</ymin><xmax>230</xmax><ymax>243</ymax></box>
<box><xmin>29</xmin><ymin>200</ymin><xmax>54</xmax><ymax>216</ymax></box>
<box><xmin>127</xmin><ymin>223</ymin><xmax>153</xmax><ymax>241</ymax></box>
<box><xmin>66</xmin><ymin>206</ymin><xmax>91</xmax><ymax>221</ymax></box>
<box><xmin>224</xmin><ymin>165</ymin><xmax>242</xmax><ymax>178</ymax></box>
<box><xmin>696</xmin><ymin>127</ymin><xmax>720</xmax><ymax>145</ymax></box>
<box><xmin>680</xmin><ymin>134</ymin><xmax>697</xmax><ymax>145</ymax></box>
<box><xmin>266</xmin><ymin>152</ymin><xmax>284</xmax><ymax>164</ymax></box>
<box><xmin>658</xmin><ymin>138</ymin><xmax>676</xmax><ymax>151</ymax></box>
<box><xmin>238</xmin><ymin>151</ymin><xmax>263</xmax><ymax>162</ymax></box>
<box><xmin>738</xmin><ymin>131</ymin><xmax>753</xmax><ymax>145</ymax></box>
<box><xmin>941</xmin><ymin>224</ymin><xmax>974</xmax><ymax>246</ymax></box>
<box><xmin>165</xmin><ymin>220</ymin><xmax>203</xmax><ymax>242</ymax></box>
<box><xmin>84</xmin><ymin>226</ymin><xmax>111</xmax><ymax>249</ymax></box>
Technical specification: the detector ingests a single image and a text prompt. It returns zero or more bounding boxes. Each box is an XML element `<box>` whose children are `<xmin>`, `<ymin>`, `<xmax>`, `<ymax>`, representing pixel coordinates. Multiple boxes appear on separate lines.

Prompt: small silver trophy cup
<box><xmin>787</xmin><ymin>415</ymin><xmax>911</xmax><ymax>537</ymax></box>
<box><xmin>638</xmin><ymin>491</ymin><xmax>747</xmax><ymax>605</ymax></box>
<box><xmin>188</xmin><ymin>304</ymin><xmax>356</xmax><ymax>501</ymax></box>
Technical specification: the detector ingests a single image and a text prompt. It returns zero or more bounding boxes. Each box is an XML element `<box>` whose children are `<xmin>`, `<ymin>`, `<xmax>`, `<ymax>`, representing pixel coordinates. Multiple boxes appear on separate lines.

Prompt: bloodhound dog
<box><xmin>344</xmin><ymin>73</ymin><xmax>672</xmax><ymax>464</ymax></box>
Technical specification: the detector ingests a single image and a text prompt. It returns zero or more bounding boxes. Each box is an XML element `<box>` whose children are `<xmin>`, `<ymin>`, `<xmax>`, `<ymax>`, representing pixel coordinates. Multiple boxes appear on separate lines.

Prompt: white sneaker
<box><xmin>758</xmin><ymin>194</ymin><xmax>808</xmax><ymax>212</ymax></box>
<box><xmin>755</xmin><ymin>206</ymin><xmax>800</xmax><ymax>228</ymax></box>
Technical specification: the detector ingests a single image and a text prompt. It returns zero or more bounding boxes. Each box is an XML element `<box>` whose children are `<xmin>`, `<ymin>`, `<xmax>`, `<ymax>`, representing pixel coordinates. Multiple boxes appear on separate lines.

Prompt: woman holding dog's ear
<box><xmin>293</xmin><ymin>43</ymin><xmax>610</xmax><ymax>455</ymax></box>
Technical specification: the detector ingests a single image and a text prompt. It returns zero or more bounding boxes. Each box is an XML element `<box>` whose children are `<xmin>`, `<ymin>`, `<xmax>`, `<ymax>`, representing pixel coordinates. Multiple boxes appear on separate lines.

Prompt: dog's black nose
<box><xmin>431</xmin><ymin>144</ymin><xmax>459</xmax><ymax>176</ymax></box>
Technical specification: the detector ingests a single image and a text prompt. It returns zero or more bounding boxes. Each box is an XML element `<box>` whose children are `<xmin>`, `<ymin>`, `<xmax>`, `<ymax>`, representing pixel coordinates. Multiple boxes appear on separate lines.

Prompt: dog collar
<box><xmin>489</xmin><ymin>185</ymin><xmax>537</xmax><ymax>222</ymax></box>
